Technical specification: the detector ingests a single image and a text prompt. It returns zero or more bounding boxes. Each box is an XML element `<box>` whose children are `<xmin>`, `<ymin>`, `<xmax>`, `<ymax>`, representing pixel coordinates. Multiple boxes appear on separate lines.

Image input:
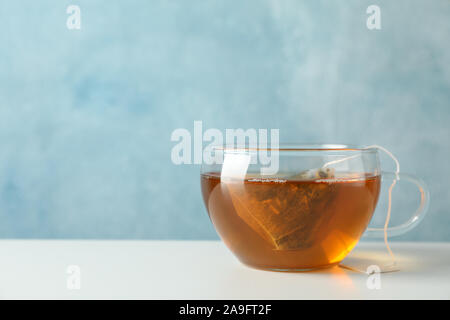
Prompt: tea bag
<box><xmin>289</xmin><ymin>167</ymin><xmax>335</xmax><ymax>180</ymax></box>
<box><xmin>227</xmin><ymin>167</ymin><xmax>337</xmax><ymax>250</ymax></box>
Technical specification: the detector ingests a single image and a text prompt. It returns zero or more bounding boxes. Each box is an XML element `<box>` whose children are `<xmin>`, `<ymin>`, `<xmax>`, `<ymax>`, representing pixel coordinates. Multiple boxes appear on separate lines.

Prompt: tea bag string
<box><xmin>323</xmin><ymin>145</ymin><xmax>399</xmax><ymax>266</ymax></box>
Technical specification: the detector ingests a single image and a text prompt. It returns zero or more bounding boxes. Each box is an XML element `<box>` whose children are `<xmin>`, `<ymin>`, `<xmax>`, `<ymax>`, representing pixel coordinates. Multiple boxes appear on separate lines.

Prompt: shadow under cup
<box><xmin>200</xmin><ymin>145</ymin><xmax>383</xmax><ymax>271</ymax></box>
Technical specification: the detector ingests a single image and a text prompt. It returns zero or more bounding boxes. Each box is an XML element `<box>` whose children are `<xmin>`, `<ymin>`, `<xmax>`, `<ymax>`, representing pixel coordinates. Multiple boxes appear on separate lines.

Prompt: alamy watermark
<box><xmin>367</xmin><ymin>5</ymin><xmax>381</xmax><ymax>30</ymax></box>
<box><xmin>66</xmin><ymin>5</ymin><xmax>81</xmax><ymax>30</ymax></box>
<box><xmin>66</xmin><ymin>265</ymin><xmax>81</xmax><ymax>290</ymax></box>
<box><xmin>170</xmin><ymin>121</ymin><xmax>280</xmax><ymax>175</ymax></box>
<box><xmin>366</xmin><ymin>265</ymin><xmax>381</xmax><ymax>290</ymax></box>
<box><xmin>65</xmin><ymin>5</ymin><xmax>380</xmax><ymax>31</ymax></box>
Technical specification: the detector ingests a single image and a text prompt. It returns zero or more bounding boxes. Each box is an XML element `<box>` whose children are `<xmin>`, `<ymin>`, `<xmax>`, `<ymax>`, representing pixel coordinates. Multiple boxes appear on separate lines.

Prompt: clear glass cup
<box><xmin>200</xmin><ymin>144</ymin><xmax>429</xmax><ymax>271</ymax></box>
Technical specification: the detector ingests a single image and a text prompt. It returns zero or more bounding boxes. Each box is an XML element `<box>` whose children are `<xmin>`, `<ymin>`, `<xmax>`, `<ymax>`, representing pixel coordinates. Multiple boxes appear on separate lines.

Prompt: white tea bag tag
<box><xmin>339</xmin><ymin>256</ymin><xmax>400</xmax><ymax>274</ymax></box>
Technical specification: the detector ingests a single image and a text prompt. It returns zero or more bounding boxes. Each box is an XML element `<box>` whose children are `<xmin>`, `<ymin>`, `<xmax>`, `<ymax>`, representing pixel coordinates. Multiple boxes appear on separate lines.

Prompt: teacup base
<box><xmin>241</xmin><ymin>261</ymin><xmax>340</xmax><ymax>273</ymax></box>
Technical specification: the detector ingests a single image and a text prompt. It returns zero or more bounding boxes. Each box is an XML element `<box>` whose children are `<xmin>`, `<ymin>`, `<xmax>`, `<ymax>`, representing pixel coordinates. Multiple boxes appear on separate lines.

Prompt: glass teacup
<box><xmin>200</xmin><ymin>144</ymin><xmax>429</xmax><ymax>271</ymax></box>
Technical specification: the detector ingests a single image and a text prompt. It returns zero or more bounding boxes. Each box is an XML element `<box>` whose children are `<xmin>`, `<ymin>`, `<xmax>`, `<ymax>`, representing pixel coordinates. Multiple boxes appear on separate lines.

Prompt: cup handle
<box><xmin>363</xmin><ymin>171</ymin><xmax>430</xmax><ymax>238</ymax></box>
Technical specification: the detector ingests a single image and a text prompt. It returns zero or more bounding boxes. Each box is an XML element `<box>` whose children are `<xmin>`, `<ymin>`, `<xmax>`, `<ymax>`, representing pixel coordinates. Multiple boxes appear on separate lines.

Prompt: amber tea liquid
<box><xmin>201</xmin><ymin>172</ymin><xmax>381</xmax><ymax>270</ymax></box>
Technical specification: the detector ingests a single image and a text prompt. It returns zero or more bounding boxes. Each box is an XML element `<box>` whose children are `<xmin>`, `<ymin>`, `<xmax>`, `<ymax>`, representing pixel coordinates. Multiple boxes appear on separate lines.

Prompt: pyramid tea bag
<box><xmin>227</xmin><ymin>167</ymin><xmax>338</xmax><ymax>250</ymax></box>
<box><xmin>289</xmin><ymin>167</ymin><xmax>335</xmax><ymax>180</ymax></box>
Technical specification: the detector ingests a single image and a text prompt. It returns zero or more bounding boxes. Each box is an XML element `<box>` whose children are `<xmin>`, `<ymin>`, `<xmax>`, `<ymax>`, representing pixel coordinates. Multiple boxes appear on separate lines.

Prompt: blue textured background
<box><xmin>0</xmin><ymin>0</ymin><xmax>448</xmax><ymax>240</ymax></box>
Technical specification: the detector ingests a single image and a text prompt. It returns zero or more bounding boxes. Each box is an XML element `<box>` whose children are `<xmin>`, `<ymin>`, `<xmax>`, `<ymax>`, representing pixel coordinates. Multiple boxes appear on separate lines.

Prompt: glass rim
<box><xmin>211</xmin><ymin>143</ymin><xmax>378</xmax><ymax>152</ymax></box>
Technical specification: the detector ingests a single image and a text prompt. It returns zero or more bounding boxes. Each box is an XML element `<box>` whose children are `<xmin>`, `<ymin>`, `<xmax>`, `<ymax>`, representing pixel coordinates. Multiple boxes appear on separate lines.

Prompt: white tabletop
<box><xmin>0</xmin><ymin>240</ymin><xmax>448</xmax><ymax>299</ymax></box>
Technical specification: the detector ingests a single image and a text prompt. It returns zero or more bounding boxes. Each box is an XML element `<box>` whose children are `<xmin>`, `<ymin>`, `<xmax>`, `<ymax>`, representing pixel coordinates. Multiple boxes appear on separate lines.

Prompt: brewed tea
<box><xmin>201</xmin><ymin>172</ymin><xmax>381</xmax><ymax>270</ymax></box>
